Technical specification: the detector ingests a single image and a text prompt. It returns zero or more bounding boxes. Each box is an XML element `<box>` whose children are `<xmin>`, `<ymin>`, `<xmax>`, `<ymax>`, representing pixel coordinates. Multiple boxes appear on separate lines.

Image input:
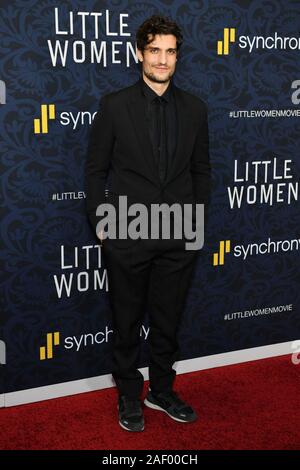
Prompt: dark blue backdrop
<box><xmin>1</xmin><ymin>0</ymin><xmax>300</xmax><ymax>401</ymax></box>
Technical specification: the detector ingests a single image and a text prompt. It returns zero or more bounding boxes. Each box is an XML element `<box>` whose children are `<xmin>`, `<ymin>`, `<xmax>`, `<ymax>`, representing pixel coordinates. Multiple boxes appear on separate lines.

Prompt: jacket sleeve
<box><xmin>85</xmin><ymin>94</ymin><xmax>115</xmax><ymax>236</ymax></box>
<box><xmin>190</xmin><ymin>101</ymin><xmax>211</xmax><ymax>226</ymax></box>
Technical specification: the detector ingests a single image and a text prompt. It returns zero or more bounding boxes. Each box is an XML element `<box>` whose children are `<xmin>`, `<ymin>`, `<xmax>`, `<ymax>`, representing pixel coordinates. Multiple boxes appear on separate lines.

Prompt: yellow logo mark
<box><xmin>217</xmin><ymin>28</ymin><xmax>236</xmax><ymax>55</ymax></box>
<box><xmin>40</xmin><ymin>332</ymin><xmax>60</xmax><ymax>360</ymax></box>
<box><xmin>213</xmin><ymin>240</ymin><xmax>231</xmax><ymax>266</ymax></box>
<box><xmin>34</xmin><ymin>104</ymin><xmax>55</xmax><ymax>134</ymax></box>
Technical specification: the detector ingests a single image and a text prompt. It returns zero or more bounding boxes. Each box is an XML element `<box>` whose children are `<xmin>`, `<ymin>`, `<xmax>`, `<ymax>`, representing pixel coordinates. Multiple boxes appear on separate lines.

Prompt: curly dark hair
<box><xmin>136</xmin><ymin>15</ymin><xmax>183</xmax><ymax>54</ymax></box>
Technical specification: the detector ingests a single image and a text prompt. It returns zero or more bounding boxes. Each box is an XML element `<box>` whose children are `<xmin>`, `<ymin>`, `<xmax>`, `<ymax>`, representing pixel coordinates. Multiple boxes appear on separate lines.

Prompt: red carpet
<box><xmin>1</xmin><ymin>354</ymin><xmax>300</xmax><ymax>450</ymax></box>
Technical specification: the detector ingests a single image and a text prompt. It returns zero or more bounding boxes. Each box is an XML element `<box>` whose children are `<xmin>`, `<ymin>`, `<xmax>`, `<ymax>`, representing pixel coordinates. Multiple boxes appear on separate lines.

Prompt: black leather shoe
<box><xmin>118</xmin><ymin>395</ymin><xmax>144</xmax><ymax>432</ymax></box>
<box><xmin>144</xmin><ymin>389</ymin><xmax>197</xmax><ymax>423</ymax></box>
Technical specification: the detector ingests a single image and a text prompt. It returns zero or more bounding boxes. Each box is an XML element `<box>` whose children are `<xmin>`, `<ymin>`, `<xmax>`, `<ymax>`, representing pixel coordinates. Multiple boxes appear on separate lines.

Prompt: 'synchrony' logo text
<box><xmin>217</xmin><ymin>30</ymin><xmax>300</xmax><ymax>55</ymax></box>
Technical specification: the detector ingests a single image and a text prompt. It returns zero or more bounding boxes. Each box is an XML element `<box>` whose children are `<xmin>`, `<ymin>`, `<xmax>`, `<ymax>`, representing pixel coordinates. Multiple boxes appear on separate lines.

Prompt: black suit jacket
<box><xmin>85</xmin><ymin>78</ymin><xmax>211</xmax><ymax>246</ymax></box>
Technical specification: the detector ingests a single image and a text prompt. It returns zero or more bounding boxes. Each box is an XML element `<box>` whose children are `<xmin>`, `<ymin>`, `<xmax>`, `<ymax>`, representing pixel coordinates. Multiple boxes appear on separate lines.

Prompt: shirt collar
<box><xmin>139</xmin><ymin>77</ymin><xmax>173</xmax><ymax>103</ymax></box>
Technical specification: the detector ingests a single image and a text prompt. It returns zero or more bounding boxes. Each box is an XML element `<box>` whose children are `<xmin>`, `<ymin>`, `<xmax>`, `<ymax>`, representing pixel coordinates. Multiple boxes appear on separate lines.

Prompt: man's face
<box><xmin>137</xmin><ymin>34</ymin><xmax>178</xmax><ymax>84</ymax></box>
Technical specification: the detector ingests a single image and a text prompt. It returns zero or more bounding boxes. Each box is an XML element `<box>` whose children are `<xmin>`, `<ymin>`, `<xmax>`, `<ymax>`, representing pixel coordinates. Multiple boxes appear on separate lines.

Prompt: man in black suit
<box><xmin>85</xmin><ymin>15</ymin><xmax>211</xmax><ymax>432</ymax></box>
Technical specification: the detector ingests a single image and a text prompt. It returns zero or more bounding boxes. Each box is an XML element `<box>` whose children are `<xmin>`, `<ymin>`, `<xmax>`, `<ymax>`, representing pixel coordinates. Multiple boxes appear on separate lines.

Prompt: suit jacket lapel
<box><xmin>168</xmin><ymin>84</ymin><xmax>185</xmax><ymax>184</ymax></box>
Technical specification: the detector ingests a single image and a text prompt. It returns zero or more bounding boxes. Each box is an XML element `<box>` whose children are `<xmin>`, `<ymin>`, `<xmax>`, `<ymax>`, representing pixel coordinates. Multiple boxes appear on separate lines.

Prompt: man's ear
<box><xmin>136</xmin><ymin>47</ymin><xmax>143</xmax><ymax>62</ymax></box>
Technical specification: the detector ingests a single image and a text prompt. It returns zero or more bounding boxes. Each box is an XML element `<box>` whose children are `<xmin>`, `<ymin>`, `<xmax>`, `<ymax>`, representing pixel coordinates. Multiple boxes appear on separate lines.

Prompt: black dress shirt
<box><xmin>139</xmin><ymin>77</ymin><xmax>178</xmax><ymax>184</ymax></box>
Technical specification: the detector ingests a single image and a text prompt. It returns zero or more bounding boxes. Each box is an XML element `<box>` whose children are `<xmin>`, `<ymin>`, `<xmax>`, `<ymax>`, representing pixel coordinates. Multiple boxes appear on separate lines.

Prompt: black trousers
<box><xmin>102</xmin><ymin>237</ymin><xmax>198</xmax><ymax>399</ymax></box>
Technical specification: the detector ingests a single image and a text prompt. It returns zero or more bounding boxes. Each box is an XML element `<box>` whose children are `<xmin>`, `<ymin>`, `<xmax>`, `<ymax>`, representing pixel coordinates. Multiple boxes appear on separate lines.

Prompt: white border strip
<box><xmin>176</xmin><ymin>340</ymin><xmax>294</xmax><ymax>373</ymax></box>
<box><xmin>3</xmin><ymin>341</ymin><xmax>293</xmax><ymax>407</ymax></box>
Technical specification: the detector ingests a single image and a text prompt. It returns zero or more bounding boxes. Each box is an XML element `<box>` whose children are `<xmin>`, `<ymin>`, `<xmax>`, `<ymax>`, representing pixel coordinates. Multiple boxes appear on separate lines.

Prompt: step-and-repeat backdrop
<box><xmin>1</xmin><ymin>0</ymin><xmax>300</xmax><ymax>403</ymax></box>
